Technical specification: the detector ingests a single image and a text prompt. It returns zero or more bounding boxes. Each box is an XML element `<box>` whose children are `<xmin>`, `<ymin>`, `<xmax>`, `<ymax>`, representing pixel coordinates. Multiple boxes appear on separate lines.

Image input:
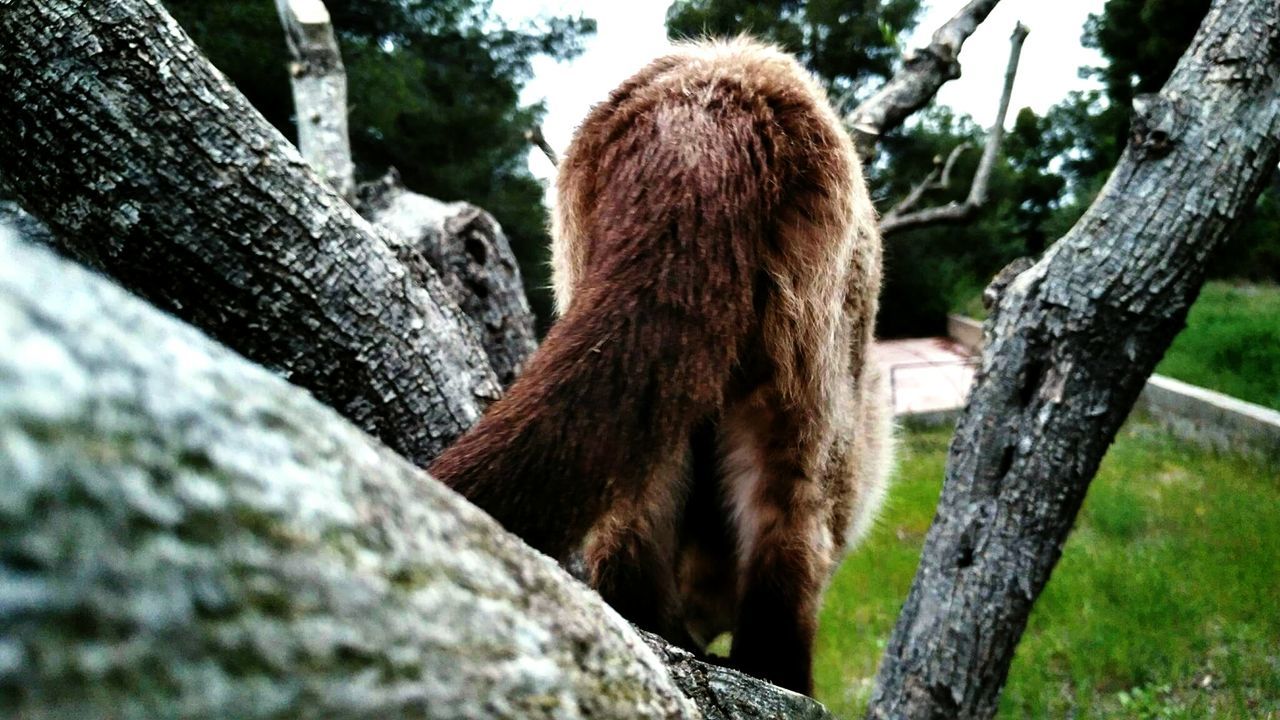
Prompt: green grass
<box><xmin>1156</xmin><ymin>282</ymin><xmax>1280</xmax><ymax>410</ymax></box>
<box><xmin>955</xmin><ymin>281</ymin><xmax>1280</xmax><ymax>410</ymax></box>
<box><xmin>814</xmin><ymin>423</ymin><xmax>1280</xmax><ymax>719</ymax></box>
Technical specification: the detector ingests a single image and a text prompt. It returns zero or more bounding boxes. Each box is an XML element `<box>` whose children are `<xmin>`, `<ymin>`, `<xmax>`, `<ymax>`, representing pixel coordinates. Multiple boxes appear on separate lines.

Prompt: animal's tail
<box><xmin>429</xmin><ymin>96</ymin><xmax>772</xmax><ymax>560</ymax></box>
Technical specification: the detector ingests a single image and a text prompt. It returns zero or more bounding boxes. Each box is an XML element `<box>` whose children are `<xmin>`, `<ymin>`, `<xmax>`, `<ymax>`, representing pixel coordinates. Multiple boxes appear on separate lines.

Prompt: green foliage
<box><xmin>162</xmin><ymin>0</ymin><xmax>595</xmax><ymax>322</ymax></box>
<box><xmin>872</xmin><ymin>108</ymin><xmax>1054</xmax><ymax>336</ymax></box>
<box><xmin>814</xmin><ymin>422</ymin><xmax>1280</xmax><ymax>718</ymax></box>
<box><xmin>665</xmin><ymin>0</ymin><xmax>922</xmax><ymax>110</ymax></box>
<box><xmin>1156</xmin><ymin>281</ymin><xmax>1280</xmax><ymax>410</ymax></box>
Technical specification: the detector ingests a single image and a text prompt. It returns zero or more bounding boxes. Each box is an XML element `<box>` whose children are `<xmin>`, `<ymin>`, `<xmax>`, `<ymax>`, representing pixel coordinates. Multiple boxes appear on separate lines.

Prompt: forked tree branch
<box><xmin>883</xmin><ymin>142</ymin><xmax>973</xmax><ymax>219</ymax></box>
<box><xmin>879</xmin><ymin>22</ymin><xmax>1029</xmax><ymax>236</ymax></box>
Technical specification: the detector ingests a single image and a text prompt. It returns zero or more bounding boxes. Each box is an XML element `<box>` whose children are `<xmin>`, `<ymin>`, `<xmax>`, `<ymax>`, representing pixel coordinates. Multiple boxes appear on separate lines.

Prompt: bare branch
<box><xmin>879</xmin><ymin>23</ymin><xmax>1029</xmax><ymax>236</ymax></box>
<box><xmin>884</xmin><ymin>142</ymin><xmax>973</xmax><ymax>218</ymax></box>
<box><xmin>867</xmin><ymin>1</ymin><xmax>1280</xmax><ymax>716</ymax></box>
<box><xmin>275</xmin><ymin>0</ymin><xmax>356</xmax><ymax>199</ymax></box>
<box><xmin>938</xmin><ymin>141</ymin><xmax>972</xmax><ymax>188</ymax></box>
<box><xmin>846</xmin><ymin>0</ymin><xmax>1004</xmax><ymax>154</ymax></box>
<box><xmin>526</xmin><ymin>125</ymin><xmax>560</xmax><ymax>167</ymax></box>
<box><xmin>964</xmin><ymin>23</ymin><xmax>1026</xmax><ymax>209</ymax></box>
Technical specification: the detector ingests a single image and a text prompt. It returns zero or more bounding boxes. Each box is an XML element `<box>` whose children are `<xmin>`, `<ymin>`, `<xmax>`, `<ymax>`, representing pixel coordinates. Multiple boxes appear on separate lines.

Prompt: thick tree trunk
<box><xmin>867</xmin><ymin>1</ymin><xmax>1280</xmax><ymax>717</ymax></box>
<box><xmin>0</xmin><ymin>0</ymin><xmax>499</xmax><ymax>468</ymax></box>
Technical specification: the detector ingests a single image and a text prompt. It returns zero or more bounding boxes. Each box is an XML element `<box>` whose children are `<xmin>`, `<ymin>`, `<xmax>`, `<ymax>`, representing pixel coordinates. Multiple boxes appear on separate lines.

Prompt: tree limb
<box><xmin>0</xmin><ymin>229</ymin><xmax>838</xmax><ymax>720</ymax></box>
<box><xmin>882</xmin><ymin>142</ymin><xmax>973</xmax><ymax>219</ymax></box>
<box><xmin>867</xmin><ymin>1</ymin><xmax>1280</xmax><ymax>717</ymax></box>
<box><xmin>358</xmin><ymin>170</ymin><xmax>538</xmax><ymax>386</ymax></box>
<box><xmin>274</xmin><ymin>0</ymin><xmax>356</xmax><ymax>199</ymax></box>
<box><xmin>0</xmin><ymin>0</ymin><xmax>500</xmax><ymax>468</ymax></box>
<box><xmin>526</xmin><ymin>125</ymin><xmax>560</xmax><ymax>167</ymax></box>
<box><xmin>846</xmin><ymin>0</ymin><xmax>1004</xmax><ymax>154</ymax></box>
<box><xmin>276</xmin><ymin>0</ymin><xmax>536</xmax><ymax>384</ymax></box>
<box><xmin>641</xmin><ymin>635</ymin><xmax>833</xmax><ymax>720</ymax></box>
<box><xmin>879</xmin><ymin>22</ymin><xmax>1028</xmax><ymax>236</ymax></box>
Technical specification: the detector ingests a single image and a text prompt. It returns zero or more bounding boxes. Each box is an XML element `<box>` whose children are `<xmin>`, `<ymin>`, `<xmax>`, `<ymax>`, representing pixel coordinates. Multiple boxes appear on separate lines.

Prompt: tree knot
<box><xmin>1129</xmin><ymin>93</ymin><xmax>1187</xmax><ymax>159</ymax></box>
<box><xmin>982</xmin><ymin>257</ymin><xmax>1035</xmax><ymax>311</ymax></box>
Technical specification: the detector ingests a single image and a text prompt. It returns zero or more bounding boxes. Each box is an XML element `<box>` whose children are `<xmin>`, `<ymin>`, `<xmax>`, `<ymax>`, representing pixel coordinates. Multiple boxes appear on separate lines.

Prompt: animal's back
<box><xmin>552</xmin><ymin>39</ymin><xmax>890</xmax><ymax>694</ymax></box>
<box><xmin>433</xmin><ymin>38</ymin><xmax>890</xmax><ymax>695</ymax></box>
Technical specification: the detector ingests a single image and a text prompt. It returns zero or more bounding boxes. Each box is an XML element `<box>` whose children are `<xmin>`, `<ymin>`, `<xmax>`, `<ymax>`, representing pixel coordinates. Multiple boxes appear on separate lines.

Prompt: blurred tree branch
<box><xmin>274</xmin><ymin>0</ymin><xmax>356</xmax><ymax>199</ymax></box>
<box><xmin>846</xmin><ymin>0</ymin><xmax>1004</xmax><ymax>154</ymax></box>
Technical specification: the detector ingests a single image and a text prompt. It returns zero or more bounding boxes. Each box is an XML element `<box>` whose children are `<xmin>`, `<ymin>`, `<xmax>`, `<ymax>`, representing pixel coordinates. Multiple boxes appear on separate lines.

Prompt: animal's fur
<box><xmin>431</xmin><ymin>37</ymin><xmax>892</xmax><ymax>695</ymax></box>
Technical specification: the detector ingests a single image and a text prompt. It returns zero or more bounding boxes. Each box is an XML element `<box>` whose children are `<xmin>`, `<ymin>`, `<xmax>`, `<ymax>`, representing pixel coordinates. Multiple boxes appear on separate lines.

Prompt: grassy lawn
<box><xmin>814</xmin><ymin>422</ymin><xmax>1280</xmax><ymax>719</ymax></box>
<box><xmin>1156</xmin><ymin>281</ymin><xmax>1280</xmax><ymax>410</ymax></box>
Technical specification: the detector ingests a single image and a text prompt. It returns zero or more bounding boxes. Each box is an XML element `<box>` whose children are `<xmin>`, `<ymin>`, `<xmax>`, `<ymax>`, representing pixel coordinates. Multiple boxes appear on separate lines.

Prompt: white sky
<box><xmin>489</xmin><ymin>0</ymin><xmax>1107</xmax><ymax>180</ymax></box>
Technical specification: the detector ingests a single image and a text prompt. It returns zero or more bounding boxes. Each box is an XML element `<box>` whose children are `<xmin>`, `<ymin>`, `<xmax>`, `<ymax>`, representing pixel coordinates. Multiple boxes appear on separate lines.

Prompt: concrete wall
<box><xmin>947</xmin><ymin>315</ymin><xmax>1280</xmax><ymax>459</ymax></box>
<box><xmin>1136</xmin><ymin>375</ymin><xmax>1280</xmax><ymax>458</ymax></box>
<box><xmin>946</xmin><ymin>314</ymin><xmax>983</xmax><ymax>355</ymax></box>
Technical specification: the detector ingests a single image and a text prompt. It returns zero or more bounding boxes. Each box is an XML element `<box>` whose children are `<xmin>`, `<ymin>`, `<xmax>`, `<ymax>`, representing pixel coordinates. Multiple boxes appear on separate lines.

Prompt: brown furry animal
<box><xmin>431</xmin><ymin>38</ymin><xmax>892</xmax><ymax>695</ymax></box>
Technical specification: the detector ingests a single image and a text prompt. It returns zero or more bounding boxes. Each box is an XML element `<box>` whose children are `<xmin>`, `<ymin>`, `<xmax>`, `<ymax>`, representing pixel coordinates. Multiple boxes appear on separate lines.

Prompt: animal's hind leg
<box><xmin>584</xmin><ymin>444</ymin><xmax>695</xmax><ymax>647</ymax></box>
<box><xmin>720</xmin><ymin>396</ymin><xmax>833</xmax><ymax>695</ymax></box>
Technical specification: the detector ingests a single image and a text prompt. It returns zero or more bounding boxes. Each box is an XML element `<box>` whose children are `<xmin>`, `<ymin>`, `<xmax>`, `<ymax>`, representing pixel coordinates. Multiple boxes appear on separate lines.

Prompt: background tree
<box><xmin>666</xmin><ymin>0</ymin><xmax>924</xmax><ymax>110</ymax></box>
<box><xmin>1037</xmin><ymin>0</ymin><xmax>1280</xmax><ymax>283</ymax></box>
<box><xmin>162</xmin><ymin>0</ymin><xmax>594</xmax><ymax>321</ymax></box>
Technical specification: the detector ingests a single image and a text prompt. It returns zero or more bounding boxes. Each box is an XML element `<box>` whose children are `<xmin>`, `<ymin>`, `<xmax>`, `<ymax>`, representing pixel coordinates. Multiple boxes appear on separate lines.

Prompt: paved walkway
<box><xmin>872</xmin><ymin>338</ymin><xmax>978</xmax><ymax>417</ymax></box>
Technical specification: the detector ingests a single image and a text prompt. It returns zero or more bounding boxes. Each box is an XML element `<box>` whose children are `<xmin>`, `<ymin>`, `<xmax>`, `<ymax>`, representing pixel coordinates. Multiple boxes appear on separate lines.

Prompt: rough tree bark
<box><xmin>270</xmin><ymin>0</ymin><xmax>535</xmax><ymax>386</ymax></box>
<box><xmin>0</xmin><ymin>0</ymin><xmax>500</xmax><ymax>467</ymax></box>
<box><xmin>358</xmin><ymin>171</ymin><xmax>537</xmax><ymax>386</ymax></box>
<box><xmin>274</xmin><ymin>0</ymin><xmax>356</xmax><ymax>200</ymax></box>
<box><xmin>0</xmin><ymin>200</ymin><xmax>51</xmax><ymax>247</ymax></box>
<box><xmin>0</xmin><ymin>231</ymin><xmax>706</xmax><ymax>719</ymax></box>
<box><xmin>867</xmin><ymin>1</ymin><xmax>1280</xmax><ymax>717</ymax></box>
<box><xmin>879</xmin><ymin>23</ymin><xmax>1028</xmax><ymax>236</ymax></box>
<box><xmin>846</xmin><ymin>0</ymin><xmax>1003</xmax><ymax>154</ymax></box>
